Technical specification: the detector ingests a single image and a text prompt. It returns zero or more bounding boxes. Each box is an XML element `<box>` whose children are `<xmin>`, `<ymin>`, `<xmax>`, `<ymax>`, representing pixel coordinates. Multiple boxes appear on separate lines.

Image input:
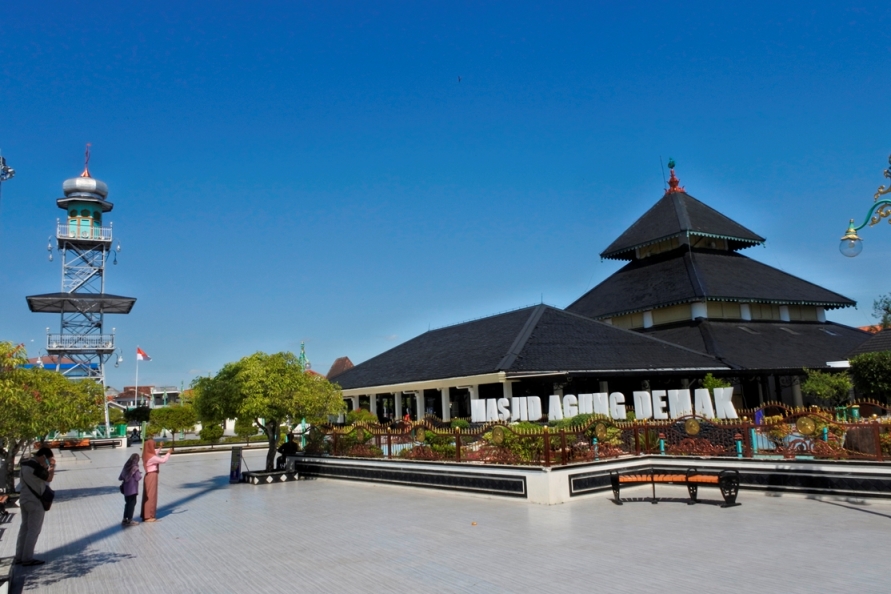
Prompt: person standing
<box><xmin>140</xmin><ymin>439</ymin><xmax>172</xmax><ymax>523</ymax></box>
<box><xmin>119</xmin><ymin>454</ymin><xmax>142</xmax><ymax>526</ymax></box>
<box><xmin>15</xmin><ymin>446</ymin><xmax>55</xmax><ymax>567</ymax></box>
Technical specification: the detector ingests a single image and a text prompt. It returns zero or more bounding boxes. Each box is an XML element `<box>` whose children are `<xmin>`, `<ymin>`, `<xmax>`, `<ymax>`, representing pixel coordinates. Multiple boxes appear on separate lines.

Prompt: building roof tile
<box><xmin>601</xmin><ymin>192</ymin><xmax>764</xmax><ymax>260</ymax></box>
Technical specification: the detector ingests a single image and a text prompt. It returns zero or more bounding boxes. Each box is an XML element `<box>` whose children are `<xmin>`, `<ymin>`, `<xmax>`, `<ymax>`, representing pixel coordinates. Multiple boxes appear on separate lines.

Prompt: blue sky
<box><xmin>1</xmin><ymin>2</ymin><xmax>890</xmax><ymax>388</ymax></box>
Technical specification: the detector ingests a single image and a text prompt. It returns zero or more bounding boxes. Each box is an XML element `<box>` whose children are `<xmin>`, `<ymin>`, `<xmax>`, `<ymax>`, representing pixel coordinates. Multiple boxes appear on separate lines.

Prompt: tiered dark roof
<box><xmin>600</xmin><ymin>191</ymin><xmax>764</xmax><ymax>260</ymax></box>
<box><xmin>567</xmin><ymin>249</ymin><xmax>855</xmax><ymax>319</ymax></box>
<box><xmin>644</xmin><ymin>320</ymin><xmax>868</xmax><ymax>371</ymax></box>
<box><xmin>333</xmin><ymin>305</ymin><xmax>727</xmax><ymax>390</ymax></box>
<box><xmin>848</xmin><ymin>329</ymin><xmax>891</xmax><ymax>358</ymax></box>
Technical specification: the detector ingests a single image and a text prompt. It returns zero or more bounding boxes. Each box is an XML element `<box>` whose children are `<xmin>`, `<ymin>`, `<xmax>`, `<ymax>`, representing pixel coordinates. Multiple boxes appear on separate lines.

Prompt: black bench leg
<box><xmin>719</xmin><ymin>471</ymin><xmax>740</xmax><ymax>507</ymax></box>
<box><xmin>610</xmin><ymin>472</ymin><xmax>622</xmax><ymax>505</ymax></box>
<box><xmin>686</xmin><ymin>483</ymin><xmax>698</xmax><ymax>504</ymax></box>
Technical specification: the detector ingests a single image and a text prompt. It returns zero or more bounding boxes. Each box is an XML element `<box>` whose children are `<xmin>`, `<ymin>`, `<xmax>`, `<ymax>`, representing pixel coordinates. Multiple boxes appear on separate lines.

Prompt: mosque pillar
<box><xmin>440</xmin><ymin>387</ymin><xmax>451</xmax><ymax>422</ymax></box>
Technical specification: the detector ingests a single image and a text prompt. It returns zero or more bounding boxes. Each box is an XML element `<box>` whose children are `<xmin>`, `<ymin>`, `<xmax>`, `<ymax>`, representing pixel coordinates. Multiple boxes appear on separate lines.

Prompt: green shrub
<box><xmin>801</xmin><ymin>369</ymin><xmax>852</xmax><ymax>406</ymax></box>
<box><xmin>450</xmin><ymin>419</ymin><xmax>470</xmax><ymax>430</ymax></box>
<box><xmin>199</xmin><ymin>423</ymin><xmax>224</xmax><ymax>443</ymax></box>
<box><xmin>346</xmin><ymin>408</ymin><xmax>379</xmax><ymax>425</ymax></box>
<box><xmin>850</xmin><ymin>352</ymin><xmax>891</xmax><ymax>401</ymax></box>
<box><xmin>702</xmin><ymin>373</ymin><xmax>732</xmax><ymax>390</ymax></box>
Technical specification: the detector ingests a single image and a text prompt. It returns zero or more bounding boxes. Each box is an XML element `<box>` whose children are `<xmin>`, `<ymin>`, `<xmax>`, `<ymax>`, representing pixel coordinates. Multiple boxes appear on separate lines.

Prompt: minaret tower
<box><xmin>26</xmin><ymin>147</ymin><xmax>136</xmax><ymax>387</ymax></box>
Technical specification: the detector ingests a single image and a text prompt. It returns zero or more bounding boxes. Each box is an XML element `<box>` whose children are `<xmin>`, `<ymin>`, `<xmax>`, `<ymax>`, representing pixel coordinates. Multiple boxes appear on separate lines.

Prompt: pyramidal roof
<box><xmin>332</xmin><ymin>305</ymin><xmax>726</xmax><ymax>390</ymax></box>
<box><xmin>600</xmin><ymin>170</ymin><xmax>764</xmax><ymax>260</ymax></box>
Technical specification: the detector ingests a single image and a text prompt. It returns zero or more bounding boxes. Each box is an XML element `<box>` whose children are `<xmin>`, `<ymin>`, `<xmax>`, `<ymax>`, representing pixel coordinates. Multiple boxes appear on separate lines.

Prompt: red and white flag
<box><xmin>136</xmin><ymin>347</ymin><xmax>152</xmax><ymax>361</ymax></box>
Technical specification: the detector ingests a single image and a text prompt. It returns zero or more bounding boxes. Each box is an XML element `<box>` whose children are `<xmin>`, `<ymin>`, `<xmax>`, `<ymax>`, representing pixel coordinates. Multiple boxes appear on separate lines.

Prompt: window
<box><xmin>69</xmin><ymin>209</ymin><xmax>77</xmax><ymax>217</ymax></box>
<box><xmin>80</xmin><ymin>209</ymin><xmax>91</xmax><ymax>218</ymax></box>
<box><xmin>636</xmin><ymin>237</ymin><xmax>680</xmax><ymax>259</ymax></box>
<box><xmin>611</xmin><ymin>312</ymin><xmax>645</xmax><ymax>329</ymax></box>
<box><xmin>750</xmin><ymin>303</ymin><xmax>781</xmax><ymax>320</ymax></box>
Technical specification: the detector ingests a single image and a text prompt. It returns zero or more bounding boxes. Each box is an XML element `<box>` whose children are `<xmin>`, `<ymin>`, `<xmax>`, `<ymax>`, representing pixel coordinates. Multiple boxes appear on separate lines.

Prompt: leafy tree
<box><xmin>192</xmin><ymin>351</ymin><xmax>345</xmax><ymax>470</ymax></box>
<box><xmin>124</xmin><ymin>406</ymin><xmax>151</xmax><ymax>424</ymax></box>
<box><xmin>850</xmin><ymin>352</ymin><xmax>891</xmax><ymax>402</ymax></box>
<box><xmin>234</xmin><ymin>417</ymin><xmax>259</xmax><ymax>443</ymax></box>
<box><xmin>199</xmin><ymin>422</ymin><xmax>224</xmax><ymax>443</ymax></box>
<box><xmin>346</xmin><ymin>408</ymin><xmax>378</xmax><ymax>425</ymax></box>
<box><xmin>873</xmin><ymin>294</ymin><xmax>891</xmax><ymax>330</ymax></box>
<box><xmin>148</xmin><ymin>404</ymin><xmax>197</xmax><ymax>445</ymax></box>
<box><xmin>800</xmin><ymin>369</ymin><xmax>852</xmax><ymax>406</ymax></box>
<box><xmin>0</xmin><ymin>342</ymin><xmax>104</xmax><ymax>492</ymax></box>
<box><xmin>702</xmin><ymin>373</ymin><xmax>731</xmax><ymax>391</ymax></box>
<box><xmin>108</xmin><ymin>407</ymin><xmax>126</xmax><ymax>426</ymax></box>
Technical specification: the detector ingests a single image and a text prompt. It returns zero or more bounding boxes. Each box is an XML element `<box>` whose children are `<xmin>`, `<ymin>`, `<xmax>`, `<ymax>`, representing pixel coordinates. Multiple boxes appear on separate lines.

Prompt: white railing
<box><xmin>47</xmin><ymin>334</ymin><xmax>115</xmax><ymax>350</ymax></box>
<box><xmin>57</xmin><ymin>223</ymin><xmax>113</xmax><ymax>242</ymax></box>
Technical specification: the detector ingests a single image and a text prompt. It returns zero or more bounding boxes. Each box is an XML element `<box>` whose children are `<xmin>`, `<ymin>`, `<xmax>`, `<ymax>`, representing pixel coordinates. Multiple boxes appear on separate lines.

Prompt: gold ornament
<box><xmin>492</xmin><ymin>426</ymin><xmax>505</xmax><ymax>444</ymax></box>
<box><xmin>685</xmin><ymin>419</ymin><xmax>701</xmax><ymax>436</ymax></box>
<box><xmin>416</xmin><ymin>428</ymin><xmax>425</xmax><ymax>442</ymax></box>
<box><xmin>796</xmin><ymin>416</ymin><xmax>816</xmax><ymax>436</ymax></box>
<box><xmin>594</xmin><ymin>423</ymin><xmax>608</xmax><ymax>440</ymax></box>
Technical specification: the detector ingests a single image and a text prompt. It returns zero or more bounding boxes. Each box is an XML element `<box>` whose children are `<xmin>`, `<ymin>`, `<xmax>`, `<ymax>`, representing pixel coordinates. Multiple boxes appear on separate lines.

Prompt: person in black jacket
<box><xmin>276</xmin><ymin>434</ymin><xmax>299</xmax><ymax>470</ymax></box>
<box><xmin>16</xmin><ymin>447</ymin><xmax>55</xmax><ymax>566</ymax></box>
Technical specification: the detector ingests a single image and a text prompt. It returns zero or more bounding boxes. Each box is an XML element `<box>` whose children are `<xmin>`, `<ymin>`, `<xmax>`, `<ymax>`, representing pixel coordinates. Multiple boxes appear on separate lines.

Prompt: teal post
<box><xmin>592</xmin><ymin>437</ymin><xmax>599</xmax><ymax>461</ymax></box>
<box><xmin>822</xmin><ymin>427</ymin><xmax>828</xmax><ymax>442</ymax></box>
<box><xmin>300</xmin><ymin>418</ymin><xmax>306</xmax><ymax>449</ymax></box>
<box><xmin>750</xmin><ymin>428</ymin><xmax>758</xmax><ymax>455</ymax></box>
<box><xmin>658</xmin><ymin>433</ymin><xmax>665</xmax><ymax>455</ymax></box>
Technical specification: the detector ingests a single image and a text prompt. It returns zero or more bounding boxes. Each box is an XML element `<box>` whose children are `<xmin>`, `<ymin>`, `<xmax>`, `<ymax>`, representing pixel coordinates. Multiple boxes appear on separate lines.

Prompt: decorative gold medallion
<box><xmin>416</xmin><ymin>428</ymin><xmax>425</xmax><ymax>442</ymax></box>
<box><xmin>685</xmin><ymin>419</ymin><xmax>701</xmax><ymax>436</ymax></box>
<box><xmin>796</xmin><ymin>417</ymin><xmax>816</xmax><ymax>436</ymax></box>
<box><xmin>492</xmin><ymin>426</ymin><xmax>505</xmax><ymax>444</ymax></box>
<box><xmin>594</xmin><ymin>423</ymin><xmax>608</xmax><ymax>441</ymax></box>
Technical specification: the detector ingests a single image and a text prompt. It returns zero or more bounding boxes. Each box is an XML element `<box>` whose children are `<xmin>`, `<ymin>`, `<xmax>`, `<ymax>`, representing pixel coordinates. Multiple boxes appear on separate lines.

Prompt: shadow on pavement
<box><xmin>53</xmin><ymin>485</ymin><xmax>120</xmax><ymax>501</ymax></box>
<box><xmin>812</xmin><ymin>498</ymin><xmax>891</xmax><ymax>520</ymax></box>
<box><xmin>12</xmin><ymin>481</ymin><xmax>222</xmax><ymax>593</ymax></box>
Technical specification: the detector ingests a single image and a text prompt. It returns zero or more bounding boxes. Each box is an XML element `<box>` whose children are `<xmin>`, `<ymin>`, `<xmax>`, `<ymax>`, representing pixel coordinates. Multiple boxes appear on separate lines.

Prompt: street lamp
<box><xmin>840</xmin><ymin>154</ymin><xmax>891</xmax><ymax>257</ymax></box>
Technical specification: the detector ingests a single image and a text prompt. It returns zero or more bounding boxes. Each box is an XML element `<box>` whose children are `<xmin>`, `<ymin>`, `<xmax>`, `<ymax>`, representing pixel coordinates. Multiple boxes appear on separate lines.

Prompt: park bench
<box><xmin>610</xmin><ymin>468</ymin><xmax>740</xmax><ymax>507</ymax></box>
<box><xmin>59</xmin><ymin>438</ymin><xmax>91</xmax><ymax>450</ymax></box>
<box><xmin>90</xmin><ymin>439</ymin><xmax>121</xmax><ymax>449</ymax></box>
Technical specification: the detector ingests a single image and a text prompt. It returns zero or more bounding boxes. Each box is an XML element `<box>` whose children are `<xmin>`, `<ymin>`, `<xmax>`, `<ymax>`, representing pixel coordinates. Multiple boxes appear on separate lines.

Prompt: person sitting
<box><xmin>276</xmin><ymin>434</ymin><xmax>299</xmax><ymax>470</ymax></box>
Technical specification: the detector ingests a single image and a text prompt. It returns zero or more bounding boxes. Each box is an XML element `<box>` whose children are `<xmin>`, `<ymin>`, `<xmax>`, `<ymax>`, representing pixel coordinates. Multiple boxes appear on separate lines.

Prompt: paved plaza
<box><xmin>2</xmin><ymin>448</ymin><xmax>890</xmax><ymax>593</ymax></box>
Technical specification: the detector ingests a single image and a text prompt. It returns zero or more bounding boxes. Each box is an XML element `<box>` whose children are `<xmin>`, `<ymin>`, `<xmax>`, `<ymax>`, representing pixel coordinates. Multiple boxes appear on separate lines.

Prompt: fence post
<box><xmin>643</xmin><ymin>421</ymin><xmax>650</xmax><ymax>454</ymax></box>
<box><xmin>560</xmin><ymin>429</ymin><xmax>567</xmax><ymax>466</ymax></box>
<box><xmin>387</xmin><ymin>429</ymin><xmax>392</xmax><ymax>460</ymax></box>
<box><xmin>455</xmin><ymin>428</ymin><xmax>461</xmax><ymax>462</ymax></box>
<box><xmin>873</xmin><ymin>422</ymin><xmax>883</xmax><ymax>462</ymax></box>
<box><xmin>543</xmin><ymin>427</ymin><xmax>551</xmax><ymax>467</ymax></box>
<box><xmin>658</xmin><ymin>432</ymin><xmax>665</xmax><ymax>455</ymax></box>
<box><xmin>633</xmin><ymin>422</ymin><xmax>641</xmax><ymax>456</ymax></box>
<box><xmin>333</xmin><ymin>430</ymin><xmax>338</xmax><ymax>456</ymax></box>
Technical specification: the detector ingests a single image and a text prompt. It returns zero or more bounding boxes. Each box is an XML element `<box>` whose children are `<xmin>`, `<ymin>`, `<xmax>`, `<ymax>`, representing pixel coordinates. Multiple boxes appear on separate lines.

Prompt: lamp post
<box><xmin>839</xmin><ymin>154</ymin><xmax>891</xmax><ymax>257</ymax></box>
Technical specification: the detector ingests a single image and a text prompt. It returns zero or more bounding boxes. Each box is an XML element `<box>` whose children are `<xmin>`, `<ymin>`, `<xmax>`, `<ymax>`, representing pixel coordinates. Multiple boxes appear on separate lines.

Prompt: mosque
<box><xmin>329</xmin><ymin>166</ymin><xmax>869</xmax><ymax>422</ymax></box>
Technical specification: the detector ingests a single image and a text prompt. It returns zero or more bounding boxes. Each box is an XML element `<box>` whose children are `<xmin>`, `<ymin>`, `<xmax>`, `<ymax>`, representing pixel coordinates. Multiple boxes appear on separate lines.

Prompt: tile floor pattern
<box><xmin>2</xmin><ymin>447</ymin><xmax>890</xmax><ymax>593</ymax></box>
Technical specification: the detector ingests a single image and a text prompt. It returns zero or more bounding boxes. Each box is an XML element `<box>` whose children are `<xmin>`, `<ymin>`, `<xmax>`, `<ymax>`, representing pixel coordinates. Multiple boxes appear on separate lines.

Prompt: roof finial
<box><xmin>80</xmin><ymin>143</ymin><xmax>91</xmax><ymax>178</ymax></box>
<box><xmin>666</xmin><ymin>157</ymin><xmax>684</xmax><ymax>194</ymax></box>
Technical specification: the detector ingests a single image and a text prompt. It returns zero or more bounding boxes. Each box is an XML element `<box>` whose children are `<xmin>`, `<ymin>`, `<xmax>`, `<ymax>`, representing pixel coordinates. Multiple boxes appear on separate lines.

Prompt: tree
<box><xmin>701</xmin><ymin>373</ymin><xmax>731</xmax><ymax>391</ymax></box>
<box><xmin>234</xmin><ymin>417</ymin><xmax>259</xmax><ymax>443</ymax></box>
<box><xmin>800</xmin><ymin>369</ymin><xmax>852</xmax><ymax>406</ymax></box>
<box><xmin>0</xmin><ymin>342</ymin><xmax>105</xmax><ymax>492</ymax></box>
<box><xmin>850</xmin><ymin>352</ymin><xmax>891</xmax><ymax>402</ymax></box>
<box><xmin>874</xmin><ymin>294</ymin><xmax>891</xmax><ymax>330</ymax></box>
<box><xmin>148</xmin><ymin>404</ymin><xmax>197</xmax><ymax>445</ymax></box>
<box><xmin>199</xmin><ymin>422</ymin><xmax>224</xmax><ymax>443</ymax></box>
<box><xmin>192</xmin><ymin>351</ymin><xmax>345</xmax><ymax>470</ymax></box>
<box><xmin>124</xmin><ymin>406</ymin><xmax>151</xmax><ymax>424</ymax></box>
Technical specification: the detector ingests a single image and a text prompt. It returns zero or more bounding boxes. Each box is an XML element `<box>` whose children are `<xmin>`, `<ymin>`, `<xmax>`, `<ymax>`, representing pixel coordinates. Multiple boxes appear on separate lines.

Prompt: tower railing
<box><xmin>57</xmin><ymin>222</ymin><xmax>113</xmax><ymax>242</ymax></box>
<box><xmin>47</xmin><ymin>334</ymin><xmax>115</xmax><ymax>351</ymax></box>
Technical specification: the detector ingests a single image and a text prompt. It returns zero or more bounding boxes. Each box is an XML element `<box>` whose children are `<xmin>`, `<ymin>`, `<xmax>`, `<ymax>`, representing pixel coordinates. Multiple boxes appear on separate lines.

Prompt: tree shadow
<box><xmin>53</xmin><ymin>485</ymin><xmax>120</xmax><ymax>501</ymax></box>
<box><xmin>811</xmin><ymin>498</ymin><xmax>891</xmax><ymax>520</ymax></box>
<box><xmin>11</xmin><ymin>481</ymin><xmax>222</xmax><ymax>593</ymax></box>
<box><xmin>14</xmin><ymin>549</ymin><xmax>135</xmax><ymax>591</ymax></box>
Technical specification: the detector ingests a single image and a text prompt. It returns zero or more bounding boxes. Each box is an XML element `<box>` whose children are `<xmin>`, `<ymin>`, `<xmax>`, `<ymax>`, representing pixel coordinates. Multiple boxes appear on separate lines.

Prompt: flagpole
<box><xmin>135</xmin><ymin>348</ymin><xmax>140</xmax><ymax>408</ymax></box>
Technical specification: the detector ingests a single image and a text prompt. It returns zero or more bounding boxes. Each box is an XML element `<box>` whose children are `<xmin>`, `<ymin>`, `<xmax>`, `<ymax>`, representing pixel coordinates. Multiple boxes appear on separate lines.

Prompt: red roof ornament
<box><xmin>666</xmin><ymin>158</ymin><xmax>684</xmax><ymax>194</ymax></box>
<box><xmin>80</xmin><ymin>143</ymin><xmax>92</xmax><ymax>178</ymax></box>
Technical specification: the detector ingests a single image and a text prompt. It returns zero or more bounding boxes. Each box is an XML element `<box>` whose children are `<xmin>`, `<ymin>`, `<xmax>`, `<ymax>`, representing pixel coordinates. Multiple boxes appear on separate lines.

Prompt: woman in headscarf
<box><xmin>119</xmin><ymin>453</ymin><xmax>142</xmax><ymax>526</ymax></box>
<box><xmin>140</xmin><ymin>439</ymin><xmax>172</xmax><ymax>523</ymax></box>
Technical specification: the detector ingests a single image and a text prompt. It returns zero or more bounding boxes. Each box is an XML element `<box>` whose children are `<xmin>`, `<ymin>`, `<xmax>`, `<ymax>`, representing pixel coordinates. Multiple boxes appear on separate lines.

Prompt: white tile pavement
<box><xmin>1</xmin><ymin>446</ymin><xmax>889</xmax><ymax>593</ymax></box>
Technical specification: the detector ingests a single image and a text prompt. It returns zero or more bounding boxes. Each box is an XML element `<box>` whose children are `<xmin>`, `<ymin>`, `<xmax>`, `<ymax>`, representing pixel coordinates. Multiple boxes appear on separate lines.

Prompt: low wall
<box><xmin>290</xmin><ymin>455</ymin><xmax>891</xmax><ymax>505</ymax></box>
